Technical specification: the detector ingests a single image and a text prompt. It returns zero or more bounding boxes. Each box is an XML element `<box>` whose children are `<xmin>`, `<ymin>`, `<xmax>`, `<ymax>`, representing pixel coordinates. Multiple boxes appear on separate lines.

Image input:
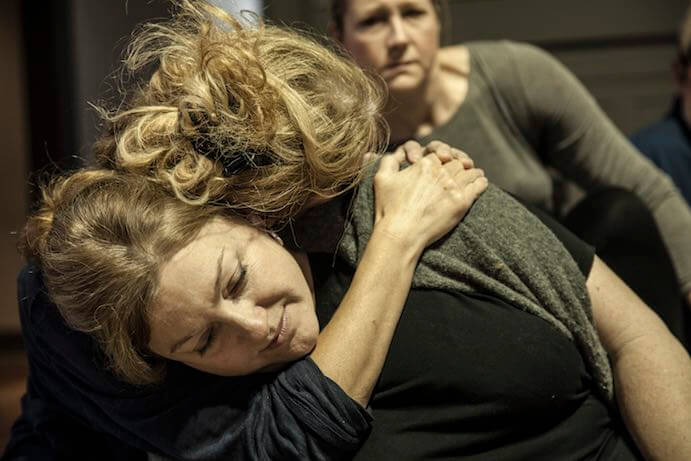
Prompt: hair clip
<box><xmin>190</xmin><ymin>136</ymin><xmax>273</xmax><ymax>176</ymax></box>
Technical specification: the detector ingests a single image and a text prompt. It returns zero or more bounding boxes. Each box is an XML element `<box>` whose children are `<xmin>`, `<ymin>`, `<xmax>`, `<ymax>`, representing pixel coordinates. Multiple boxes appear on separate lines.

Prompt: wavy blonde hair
<box><xmin>22</xmin><ymin>169</ymin><xmax>224</xmax><ymax>385</ymax></box>
<box><xmin>94</xmin><ymin>0</ymin><xmax>388</xmax><ymax>224</ymax></box>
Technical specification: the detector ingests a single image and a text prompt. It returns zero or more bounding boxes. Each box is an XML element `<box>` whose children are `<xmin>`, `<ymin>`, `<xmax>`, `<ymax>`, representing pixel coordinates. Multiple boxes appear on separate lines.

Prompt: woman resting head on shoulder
<box><xmin>22</xmin><ymin>169</ymin><xmax>320</xmax><ymax>385</ymax></box>
<box><xmin>13</xmin><ymin>150</ymin><xmax>483</xmax><ymax>460</ymax></box>
<box><xmin>10</xmin><ymin>2</ymin><xmax>691</xmax><ymax>460</ymax></box>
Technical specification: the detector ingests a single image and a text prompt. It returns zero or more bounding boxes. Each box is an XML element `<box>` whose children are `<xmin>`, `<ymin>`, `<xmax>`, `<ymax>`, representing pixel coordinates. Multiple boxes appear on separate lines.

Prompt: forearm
<box><xmin>612</xmin><ymin>320</ymin><xmax>691</xmax><ymax>461</ymax></box>
<box><xmin>310</xmin><ymin>226</ymin><xmax>421</xmax><ymax>406</ymax></box>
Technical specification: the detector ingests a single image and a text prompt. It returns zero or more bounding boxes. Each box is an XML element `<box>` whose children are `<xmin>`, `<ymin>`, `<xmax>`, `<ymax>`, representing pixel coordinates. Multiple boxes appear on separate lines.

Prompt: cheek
<box><xmin>416</xmin><ymin>24</ymin><xmax>440</xmax><ymax>60</ymax></box>
<box><xmin>344</xmin><ymin>36</ymin><xmax>385</xmax><ymax>68</ymax></box>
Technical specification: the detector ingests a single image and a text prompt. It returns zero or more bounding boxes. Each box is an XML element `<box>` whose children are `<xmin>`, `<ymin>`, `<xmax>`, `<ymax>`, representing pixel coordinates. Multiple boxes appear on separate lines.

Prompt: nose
<box><xmin>218</xmin><ymin>300</ymin><xmax>268</xmax><ymax>342</ymax></box>
<box><xmin>387</xmin><ymin>14</ymin><xmax>409</xmax><ymax>51</ymax></box>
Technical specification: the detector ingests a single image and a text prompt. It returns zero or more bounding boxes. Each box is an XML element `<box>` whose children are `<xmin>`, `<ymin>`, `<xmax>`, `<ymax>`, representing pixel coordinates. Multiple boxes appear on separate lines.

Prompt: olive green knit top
<box><xmin>418</xmin><ymin>41</ymin><xmax>691</xmax><ymax>294</ymax></box>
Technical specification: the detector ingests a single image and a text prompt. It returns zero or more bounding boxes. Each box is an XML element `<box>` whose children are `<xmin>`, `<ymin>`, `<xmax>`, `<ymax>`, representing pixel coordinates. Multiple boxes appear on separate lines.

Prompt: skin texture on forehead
<box><xmin>147</xmin><ymin>217</ymin><xmax>319</xmax><ymax>377</ymax></box>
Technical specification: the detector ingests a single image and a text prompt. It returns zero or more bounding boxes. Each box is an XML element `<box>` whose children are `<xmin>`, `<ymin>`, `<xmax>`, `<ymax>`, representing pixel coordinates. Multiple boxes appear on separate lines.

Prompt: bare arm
<box><xmin>311</xmin><ymin>153</ymin><xmax>487</xmax><ymax>406</ymax></box>
<box><xmin>587</xmin><ymin>256</ymin><xmax>691</xmax><ymax>460</ymax></box>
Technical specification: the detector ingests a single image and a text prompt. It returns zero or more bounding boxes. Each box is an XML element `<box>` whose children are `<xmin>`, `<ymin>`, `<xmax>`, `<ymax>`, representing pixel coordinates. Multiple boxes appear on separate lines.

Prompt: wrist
<box><xmin>369</xmin><ymin>221</ymin><xmax>424</xmax><ymax>266</ymax></box>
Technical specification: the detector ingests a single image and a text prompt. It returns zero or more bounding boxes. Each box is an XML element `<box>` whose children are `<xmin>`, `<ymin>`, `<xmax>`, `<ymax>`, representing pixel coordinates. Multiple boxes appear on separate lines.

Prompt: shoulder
<box><xmin>460</xmin><ymin>40</ymin><xmax>556</xmax><ymax>66</ymax></box>
<box><xmin>631</xmin><ymin>114</ymin><xmax>691</xmax><ymax>160</ymax></box>
<box><xmin>455</xmin><ymin>40</ymin><xmax>566</xmax><ymax>88</ymax></box>
<box><xmin>631</xmin><ymin>116</ymin><xmax>683</xmax><ymax>147</ymax></box>
<box><xmin>438</xmin><ymin>44</ymin><xmax>470</xmax><ymax>74</ymax></box>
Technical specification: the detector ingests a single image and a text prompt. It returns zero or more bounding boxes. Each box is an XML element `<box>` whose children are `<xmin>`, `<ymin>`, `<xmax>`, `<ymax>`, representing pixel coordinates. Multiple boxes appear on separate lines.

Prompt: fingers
<box><xmin>423</xmin><ymin>141</ymin><xmax>475</xmax><ymax>168</ymax></box>
<box><xmin>454</xmin><ymin>167</ymin><xmax>486</xmax><ymax>188</ymax></box>
<box><xmin>377</xmin><ymin>151</ymin><xmax>404</xmax><ymax>176</ymax></box>
<box><xmin>392</xmin><ymin>140</ymin><xmax>476</xmax><ymax>170</ymax></box>
<box><xmin>392</xmin><ymin>140</ymin><xmax>424</xmax><ymax>164</ymax></box>
<box><xmin>424</xmin><ymin>141</ymin><xmax>453</xmax><ymax>163</ymax></box>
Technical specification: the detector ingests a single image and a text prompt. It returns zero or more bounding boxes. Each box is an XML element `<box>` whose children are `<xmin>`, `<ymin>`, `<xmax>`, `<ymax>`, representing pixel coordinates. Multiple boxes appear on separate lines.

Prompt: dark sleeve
<box><xmin>15</xmin><ymin>265</ymin><xmax>371</xmax><ymax>461</ymax></box>
<box><xmin>1</xmin><ymin>392</ymin><xmax>146</xmax><ymax>461</ymax></box>
<box><xmin>157</xmin><ymin>359</ymin><xmax>372</xmax><ymax>461</ymax></box>
<box><xmin>519</xmin><ymin>202</ymin><xmax>594</xmax><ymax>277</ymax></box>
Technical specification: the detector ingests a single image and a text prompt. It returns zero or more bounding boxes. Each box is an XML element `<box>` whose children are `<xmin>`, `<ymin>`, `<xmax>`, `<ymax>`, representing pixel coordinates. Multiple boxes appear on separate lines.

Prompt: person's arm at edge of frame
<box><xmin>310</xmin><ymin>151</ymin><xmax>487</xmax><ymax>407</ymax></box>
<box><xmin>588</xmin><ymin>255</ymin><xmax>691</xmax><ymax>460</ymax></box>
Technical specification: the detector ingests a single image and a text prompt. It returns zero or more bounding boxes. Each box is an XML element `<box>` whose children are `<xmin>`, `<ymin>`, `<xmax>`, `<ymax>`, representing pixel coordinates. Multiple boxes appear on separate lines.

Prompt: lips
<box><xmin>383</xmin><ymin>60</ymin><xmax>414</xmax><ymax>71</ymax></box>
<box><xmin>264</xmin><ymin>310</ymin><xmax>287</xmax><ymax>351</ymax></box>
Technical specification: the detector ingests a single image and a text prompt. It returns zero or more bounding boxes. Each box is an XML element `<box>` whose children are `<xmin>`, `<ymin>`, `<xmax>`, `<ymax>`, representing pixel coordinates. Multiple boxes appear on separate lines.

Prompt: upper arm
<box><xmin>511</xmin><ymin>43</ymin><xmax>664</xmax><ymax>189</ymax></box>
<box><xmin>586</xmin><ymin>255</ymin><xmax>671</xmax><ymax>359</ymax></box>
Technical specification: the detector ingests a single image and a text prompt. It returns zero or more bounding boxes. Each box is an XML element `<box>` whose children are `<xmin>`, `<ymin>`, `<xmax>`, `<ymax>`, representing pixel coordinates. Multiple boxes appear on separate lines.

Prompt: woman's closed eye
<box><xmin>223</xmin><ymin>263</ymin><xmax>248</xmax><ymax>299</ymax></box>
<box><xmin>195</xmin><ymin>325</ymin><xmax>217</xmax><ymax>356</ymax></box>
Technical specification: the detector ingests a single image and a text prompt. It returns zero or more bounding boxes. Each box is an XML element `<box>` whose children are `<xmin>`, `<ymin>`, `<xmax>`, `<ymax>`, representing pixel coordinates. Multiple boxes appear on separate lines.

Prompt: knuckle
<box><xmin>405</xmin><ymin>140</ymin><xmax>421</xmax><ymax>150</ymax></box>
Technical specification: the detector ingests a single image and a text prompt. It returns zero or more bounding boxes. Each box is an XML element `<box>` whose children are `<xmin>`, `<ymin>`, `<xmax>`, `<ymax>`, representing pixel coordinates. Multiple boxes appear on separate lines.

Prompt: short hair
<box><xmin>22</xmin><ymin>170</ymin><xmax>223</xmax><ymax>385</ymax></box>
<box><xmin>93</xmin><ymin>0</ymin><xmax>387</xmax><ymax>225</ymax></box>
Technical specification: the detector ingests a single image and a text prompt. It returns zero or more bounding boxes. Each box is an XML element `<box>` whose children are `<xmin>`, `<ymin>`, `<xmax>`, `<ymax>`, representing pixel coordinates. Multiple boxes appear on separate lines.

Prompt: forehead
<box><xmin>346</xmin><ymin>0</ymin><xmax>435</xmax><ymax>13</ymax></box>
<box><xmin>152</xmin><ymin>219</ymin><xmax>248</xmax><ymax>319</ymax></box>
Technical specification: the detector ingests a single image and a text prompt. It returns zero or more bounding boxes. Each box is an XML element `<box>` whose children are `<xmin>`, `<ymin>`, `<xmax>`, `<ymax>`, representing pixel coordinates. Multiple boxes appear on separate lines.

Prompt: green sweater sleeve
<box><xmin>505</xmin><ymin>41</ymin><xmax>691</xmax><ymax>293</ymax></box>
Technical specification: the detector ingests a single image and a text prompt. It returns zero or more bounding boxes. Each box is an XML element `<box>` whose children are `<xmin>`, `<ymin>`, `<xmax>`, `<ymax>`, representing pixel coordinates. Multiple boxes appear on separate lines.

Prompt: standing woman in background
<box><xmin>329</xmin><ymin>0</ymin><xmax>691</xmax><ymax>340</ymax></box>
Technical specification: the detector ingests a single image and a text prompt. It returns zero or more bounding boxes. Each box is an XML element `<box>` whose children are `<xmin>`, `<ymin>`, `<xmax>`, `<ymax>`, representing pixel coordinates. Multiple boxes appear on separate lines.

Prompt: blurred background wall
<box><xmin>0</xmin><ymin>0</ymin><xmax>687</xmax><ymax>332</ymax></box>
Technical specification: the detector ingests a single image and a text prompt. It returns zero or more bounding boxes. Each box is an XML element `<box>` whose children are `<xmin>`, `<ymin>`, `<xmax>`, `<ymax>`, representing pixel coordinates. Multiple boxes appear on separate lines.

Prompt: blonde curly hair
<box><xmin>94</xmin><ymin>0</ymin><xmax>388</xmax><ymax>224</ymax></box>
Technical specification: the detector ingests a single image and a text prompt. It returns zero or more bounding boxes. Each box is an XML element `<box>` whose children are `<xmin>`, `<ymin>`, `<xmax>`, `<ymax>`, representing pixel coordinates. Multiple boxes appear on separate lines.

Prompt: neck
<box><xmin>385</xmin><ymin>61</ymin><xmax>447</xmax><ymax>144</ymax></box>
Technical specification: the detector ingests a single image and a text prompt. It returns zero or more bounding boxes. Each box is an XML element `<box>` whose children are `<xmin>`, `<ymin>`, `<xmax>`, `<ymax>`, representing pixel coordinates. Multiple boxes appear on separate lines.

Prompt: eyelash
<box><xmin>225</xmin><ymin>263</ymin><xmax>247</xmax><ymax>299</ymax></box>
<box><xmin>197</xmin><ymin>326</ymin><xmax>216</xmax><ymax>356</ymax></box>
<box><xmin>360</xmin><ymin>9</ymin><xmax>425</xmax><ymax>27</ymax></box>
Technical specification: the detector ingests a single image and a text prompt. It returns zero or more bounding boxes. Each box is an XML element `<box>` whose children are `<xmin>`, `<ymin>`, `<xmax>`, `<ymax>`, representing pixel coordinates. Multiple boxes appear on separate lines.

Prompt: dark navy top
<box><xmin>631</xmin><ymin>100</ymin><xmax>691</xmax><ymax>205</ymax></box>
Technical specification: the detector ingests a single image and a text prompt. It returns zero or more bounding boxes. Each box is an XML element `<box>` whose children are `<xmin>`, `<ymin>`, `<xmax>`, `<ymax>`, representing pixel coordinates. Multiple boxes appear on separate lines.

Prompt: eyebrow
<box><xmin>213</xmin><ymin>247</ymin><xmax>226</xmax><ymax>302</ymax></box>
<box><xmin>168</xmin><ymin>247</ymin><xmax>225</xmax><ymax>355</ymax></box>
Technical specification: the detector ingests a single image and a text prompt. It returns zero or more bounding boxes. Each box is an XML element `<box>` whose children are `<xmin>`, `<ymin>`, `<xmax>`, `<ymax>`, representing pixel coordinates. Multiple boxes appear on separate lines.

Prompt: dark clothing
<box><xmin>4</xmin><ymin>204</ymin><xmax>641</xmax><ymax>460</ymax></box>
<box><xmin>312</xmin><ymin>206</ymin><xmax>643</xmax><ymax>460</ymax></box>
<box><xmin>631</xmin><ymin>100</ymin><xmax>691</xmax><ymax>206</ymax></box>
<box><xmin>3</xmin><ymin>266</ymin><xmax>371</xmax><ymax>461</ymax></box>
<box><xmin>563</xmin><ymin>187</ymin><xmax>686</xmax><ymax>345</ymax></box>
<box><xmin>337</xmin><ymin>169</ymin><xmax>613</xmax><ymax>400</ymax></box>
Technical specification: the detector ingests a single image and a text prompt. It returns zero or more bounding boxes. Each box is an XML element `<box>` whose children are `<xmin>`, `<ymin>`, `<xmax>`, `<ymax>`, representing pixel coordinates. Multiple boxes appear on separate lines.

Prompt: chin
<box><xmin>387</xmin><ymin>75</ymin><xmax>424</xmax><ymax>94</ymax></box>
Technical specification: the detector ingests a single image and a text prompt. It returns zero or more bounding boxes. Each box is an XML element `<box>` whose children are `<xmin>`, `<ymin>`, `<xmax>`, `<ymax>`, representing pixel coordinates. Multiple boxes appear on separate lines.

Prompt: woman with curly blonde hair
<box><xmin>5</xmin><ymin>2</ymin><xmax>691</xmax><ymax>461</ymax></box>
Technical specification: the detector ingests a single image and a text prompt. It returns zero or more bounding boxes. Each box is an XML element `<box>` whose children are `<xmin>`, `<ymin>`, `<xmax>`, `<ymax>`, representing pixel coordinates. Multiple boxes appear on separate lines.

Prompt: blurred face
<box><xmin>148</xmin><ymin>217</ymin><xmax>319</xmax><ymax>376</ymax></box>
<box><xmin>340</xmin><ymin>0</ymin><xmax>441</xmax><ymax>93</ymax></box>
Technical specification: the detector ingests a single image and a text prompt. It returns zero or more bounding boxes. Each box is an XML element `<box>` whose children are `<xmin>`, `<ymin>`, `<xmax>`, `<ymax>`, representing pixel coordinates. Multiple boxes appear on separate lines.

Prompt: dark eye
<box><xmin>196</xmin><ymin>325</ymin><xmax>217</xmax><ymax>356</ymax></box>
<box><xmin>359</xmin><ymin>14</ymin><xmax>385</xmax><ymax>28</ymax></box>
<box><xmin>403</xmin><ymin>8</ymin><xmax>425</xmax><ymax>18</ymax></box>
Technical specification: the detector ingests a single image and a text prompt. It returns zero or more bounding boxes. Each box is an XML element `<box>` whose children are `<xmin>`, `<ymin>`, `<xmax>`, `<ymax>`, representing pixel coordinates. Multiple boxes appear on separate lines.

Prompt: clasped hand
<box><xmin>373</xmin><ymin>141</ymin><xmax>487</xmax><ymax>250</ymax></box>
